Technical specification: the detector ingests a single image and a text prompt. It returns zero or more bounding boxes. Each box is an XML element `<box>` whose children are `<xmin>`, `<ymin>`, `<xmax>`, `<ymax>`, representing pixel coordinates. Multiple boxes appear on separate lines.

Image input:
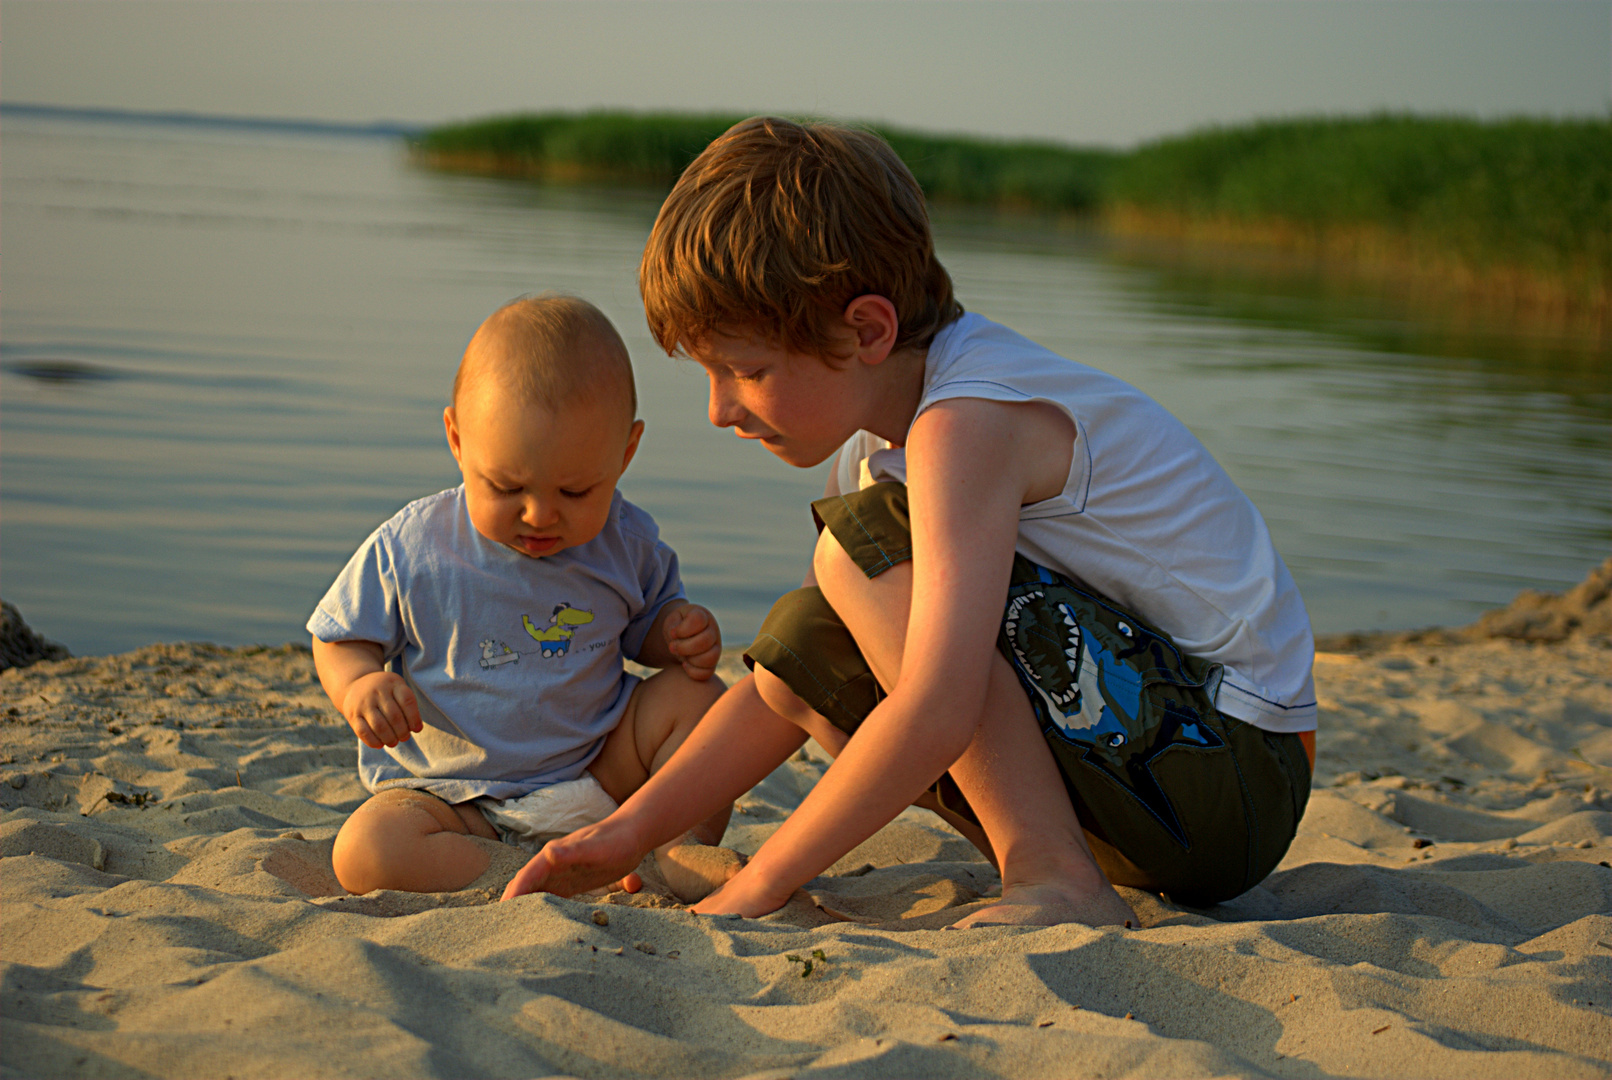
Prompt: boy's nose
<box><xmin>707</xmin><ymin>383</ymin><xmax>745</xmax><ymax>429</ymax></box>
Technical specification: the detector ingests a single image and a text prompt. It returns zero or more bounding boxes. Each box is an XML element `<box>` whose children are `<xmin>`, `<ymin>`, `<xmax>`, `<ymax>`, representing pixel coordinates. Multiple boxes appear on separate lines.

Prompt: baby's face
<box><xmin>445</xmin><ymin>390</ymin><xmax>643</xmax><ymax>559</ymax></box>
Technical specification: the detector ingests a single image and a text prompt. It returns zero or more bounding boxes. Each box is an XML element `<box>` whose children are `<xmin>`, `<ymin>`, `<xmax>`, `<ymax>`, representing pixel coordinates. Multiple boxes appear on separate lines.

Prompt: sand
<box><xmin>2</xmin><ymin>565</ymin><xmax>1609</xmax><ymax>1078</ymax></box>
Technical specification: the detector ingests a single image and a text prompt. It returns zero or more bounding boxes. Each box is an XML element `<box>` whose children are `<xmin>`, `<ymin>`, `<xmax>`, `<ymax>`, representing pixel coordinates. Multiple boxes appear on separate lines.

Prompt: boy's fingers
<box><xmin>501</xmin><ymin>851</ymin><xmax>552</xmax><ymax>900</ymax></box>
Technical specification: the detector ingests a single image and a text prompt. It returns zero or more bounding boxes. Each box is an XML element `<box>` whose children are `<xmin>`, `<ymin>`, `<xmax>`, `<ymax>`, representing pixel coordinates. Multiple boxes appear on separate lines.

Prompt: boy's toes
<box><xmin>656</xmin><ymin>843</ymin><xmax>746</xmax><ymax>904</ymax></box>
<box><xmin>949</xmin><ymin>882</ymin><xmax>1137</xmax><ymax>930</ymax></box>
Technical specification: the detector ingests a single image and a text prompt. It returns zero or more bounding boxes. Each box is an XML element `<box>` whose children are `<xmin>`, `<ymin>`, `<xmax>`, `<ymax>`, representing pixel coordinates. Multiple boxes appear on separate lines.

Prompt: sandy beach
<box><xmin>2</xmin><ymin>564</ymin><xmax>1608</xmax><ymax>1079</ymax></box>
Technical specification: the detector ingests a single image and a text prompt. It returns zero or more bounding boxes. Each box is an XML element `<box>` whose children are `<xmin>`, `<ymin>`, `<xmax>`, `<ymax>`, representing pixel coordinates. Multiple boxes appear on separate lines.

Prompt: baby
<box><xmin>308</xmin><ymin>294</ymin><xmax>739</xmax><ymax>901</ymax></box>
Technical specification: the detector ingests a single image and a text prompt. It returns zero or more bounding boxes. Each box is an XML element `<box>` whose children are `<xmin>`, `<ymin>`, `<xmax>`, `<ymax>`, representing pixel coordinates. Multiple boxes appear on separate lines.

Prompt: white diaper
<box><xmin>476</xmin><ymin>774</ymin><xmax>619</xmax><ymax>853</ymax></box>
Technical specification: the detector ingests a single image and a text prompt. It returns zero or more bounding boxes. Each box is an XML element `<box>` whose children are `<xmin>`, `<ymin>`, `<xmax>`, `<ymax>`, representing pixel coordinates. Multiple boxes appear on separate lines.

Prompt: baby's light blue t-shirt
<box><xmin>307</xmin><ymin>486</ymin><xmax>685</xmax><ymax>803</ymax></box>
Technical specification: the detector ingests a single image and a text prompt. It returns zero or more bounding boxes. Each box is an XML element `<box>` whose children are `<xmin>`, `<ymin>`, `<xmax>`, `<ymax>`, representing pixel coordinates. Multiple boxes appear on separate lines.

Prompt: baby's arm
<box><xmin>311</xmin><ymin>638</ymin><xmax>423</xmax><ymax>749</ymax></box>
<box><xmin>633</xmin><ymin>601</ymin><xmax>722</xmax><ymax>681</ymax></box>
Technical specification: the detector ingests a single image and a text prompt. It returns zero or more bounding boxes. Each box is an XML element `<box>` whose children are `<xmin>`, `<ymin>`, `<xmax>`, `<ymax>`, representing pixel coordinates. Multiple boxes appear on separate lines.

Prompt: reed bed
<box><xmin>412</xmin><ymin>111</ymin><xmax>1610</xmax><ymax>318</ymax></box>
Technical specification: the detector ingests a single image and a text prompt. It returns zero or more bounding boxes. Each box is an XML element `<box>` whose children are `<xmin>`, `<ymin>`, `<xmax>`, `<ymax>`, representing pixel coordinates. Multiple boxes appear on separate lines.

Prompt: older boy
<box><xmin>311</xmin><ymin>295</ymin><xmax>740</xmax><ymax>900</ymax></box>
<box><xmin>505</xmin><ymin>120</ymin><xmax>1315</xmax><ymax>927</ymax></box>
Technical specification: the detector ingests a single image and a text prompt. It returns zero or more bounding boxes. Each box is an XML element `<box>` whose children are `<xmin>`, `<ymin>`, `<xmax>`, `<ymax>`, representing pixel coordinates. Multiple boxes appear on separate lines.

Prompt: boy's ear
<box><xmin>842</xmin><ymin>295</ymin><xmax>900</xmax><ymax>365</ymax></box>
<box><xmin>444</xmin><ymin>406</ymin><xmax>463</xmax><ymax>466</ymax></box>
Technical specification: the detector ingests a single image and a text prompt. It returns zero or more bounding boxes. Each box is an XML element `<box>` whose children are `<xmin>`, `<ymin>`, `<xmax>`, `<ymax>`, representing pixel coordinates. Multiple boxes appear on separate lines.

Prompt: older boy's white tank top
<box><xmin>834</xmin><ymin>313</ymin><xmax>1316</xmax><ymax>732</ymax></box>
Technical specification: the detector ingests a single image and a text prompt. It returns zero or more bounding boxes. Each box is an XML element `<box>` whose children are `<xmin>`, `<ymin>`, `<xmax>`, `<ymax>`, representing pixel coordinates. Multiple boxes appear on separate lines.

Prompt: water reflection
<box><xmin>2</xmin><ymin>116</ymin><xmax>1606</xmax><ymax>655</ymax></box>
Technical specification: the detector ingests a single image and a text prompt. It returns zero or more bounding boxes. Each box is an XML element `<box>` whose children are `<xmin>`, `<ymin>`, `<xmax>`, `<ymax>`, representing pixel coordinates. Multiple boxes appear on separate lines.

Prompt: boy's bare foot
<box><xmin>949</xmin><ymin>880</ymin><xmax>1138</xmax><ymax>930</ymax></box>
<box><xmin>655</xmin><ymin>840</ymin><xmax>746</xmax><ymax>904</ymax></box>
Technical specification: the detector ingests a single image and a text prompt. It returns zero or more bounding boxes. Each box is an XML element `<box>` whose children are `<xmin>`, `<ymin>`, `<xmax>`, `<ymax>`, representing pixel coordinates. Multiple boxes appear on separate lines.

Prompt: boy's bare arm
<box><xmin>311</xmin><ymin>637</ymin><xmax>423</xmax><ymax>749</ymax></box>
<box><xmin>633</xmin><ymin>600</ymin><xmax>722</xmax><ymax>681</ymax></box>
<box><xmin>502</xmin><ymin>675</ymin><xmax>806</xmax><ymax>899</ymax></box>
<box><xmin>691</xmin><ymin>397</ymin><xmax>1071</xmax><ymax>915</ymax></box>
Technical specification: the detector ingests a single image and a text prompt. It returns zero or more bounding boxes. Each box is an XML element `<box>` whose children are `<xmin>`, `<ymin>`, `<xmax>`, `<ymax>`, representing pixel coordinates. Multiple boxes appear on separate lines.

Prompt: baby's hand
<box><xmin>340</xmin><ymin>671</ymin><xmax>423</xmax><ymax>749</ymax></box>
<box><xmin>664</xmin><ymin>603</ymin><xmax>721</xmax><ymax>682</ymax></box>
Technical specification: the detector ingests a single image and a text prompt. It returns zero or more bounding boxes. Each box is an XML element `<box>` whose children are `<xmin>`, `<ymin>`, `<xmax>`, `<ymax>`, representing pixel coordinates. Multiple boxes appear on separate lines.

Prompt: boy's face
<box><xmin>689</xmin><ymin>331</ymin><xmax>868</xmax><ymax>469</ymax></box>
<box><xmin>445</xmin><ymin>389</ymin><xmax>643</xmax><ymax>559</ymax></box>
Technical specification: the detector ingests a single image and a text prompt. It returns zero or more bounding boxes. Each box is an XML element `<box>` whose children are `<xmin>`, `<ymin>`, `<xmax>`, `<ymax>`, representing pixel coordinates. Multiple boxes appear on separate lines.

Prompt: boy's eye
<box><xmin>489</xmin><ymin>482</ymin><xmax>521</xmax><ymax>495</ymax></box>
<box><xmin>560</xmin><ymin>487</ymin><xmax>593</xmax><ymax>499</ymax></box>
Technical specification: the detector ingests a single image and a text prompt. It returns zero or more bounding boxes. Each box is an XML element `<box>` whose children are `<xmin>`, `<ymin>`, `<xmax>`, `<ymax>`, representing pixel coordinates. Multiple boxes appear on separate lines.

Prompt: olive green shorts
<box><xmin>744</xmin><ymin>481</ymin><xmax>1311</xmax><ymax>907</ymax></box>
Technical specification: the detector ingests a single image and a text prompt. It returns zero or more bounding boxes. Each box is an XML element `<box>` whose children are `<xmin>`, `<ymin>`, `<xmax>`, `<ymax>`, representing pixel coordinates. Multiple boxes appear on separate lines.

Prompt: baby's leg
<box><xmin>331</xmin><ymin>787</ymin><xmax>500</xmax><ymax>894</ymax></box>
<box><xmin>588</xmin><ymin>668</ymin><xmax>740</xmax><ymax>902</ymax></box>
<box><xmin>812</xmin><ymin>527</ymin><xmax>1137</xmax><ymax>930</ymax></box>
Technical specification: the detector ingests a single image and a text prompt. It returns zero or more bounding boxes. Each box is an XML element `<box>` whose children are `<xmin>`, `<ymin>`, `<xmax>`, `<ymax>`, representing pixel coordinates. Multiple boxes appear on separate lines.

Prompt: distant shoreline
<box><xmin>411</xmin><ymin>110</ymin><xmax>1610</xmax><ymax>331</ymax></box>
<box><xmin>8</xmin><ymin>102</ymin><xmax>1604</xmax><ymax>331</ymax></box>
<box><xmin>0</xmin><ymin>102</ymin><xmax>423</xmax><ymax>140</ymax></box>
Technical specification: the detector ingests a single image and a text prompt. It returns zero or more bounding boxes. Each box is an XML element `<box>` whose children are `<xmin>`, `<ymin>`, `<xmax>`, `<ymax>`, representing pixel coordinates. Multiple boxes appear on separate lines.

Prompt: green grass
<box><xmin>1105</xmin><ymin>115</ymin><xmax>1611</xmax><ymax>282</ymax></box>
<box><xmin>874</xmin><ymin>130</ymin><xmax>1116</xmax><ymax>212</ymax></box>
<box><xmin>411</xmin><ymin>111</ymin><xmax>1119</xmax><ymax>210</ymax></box>
<box><xmin>412</xmin><ymin>111</ymin><xmax>1610</xmax><ymax>292</ymax></box>
<box><xmin>412</xmin><ymin>112</ymin><xmax>749</xmax><ymax>184</ymax></box>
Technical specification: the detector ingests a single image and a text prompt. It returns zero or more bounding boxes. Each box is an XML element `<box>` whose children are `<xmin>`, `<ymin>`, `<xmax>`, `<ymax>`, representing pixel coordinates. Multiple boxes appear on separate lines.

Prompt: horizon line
<box><xmin>1</xmin><ymin>102</ymin><xmax>425</xmax><ymax>139</ymax></box>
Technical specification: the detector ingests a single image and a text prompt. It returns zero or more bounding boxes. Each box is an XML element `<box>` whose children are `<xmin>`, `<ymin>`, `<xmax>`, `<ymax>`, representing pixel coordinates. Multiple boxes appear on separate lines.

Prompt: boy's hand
<box><xmin>689</xmin><ymin>864</ymin><xmax>794</xmax><ymax>918</ymax></box>
<box><xmin>663</xmin><ymin>603</ymin><xmax>721</xmax><ymax>681</ymax></box>
<box><xmin>502</xmin><ymin>816</ymin><xmax>648</xmax><ymax>900</ymax></box>
<box><xmin>340</xmin><ymin>671</ymin><xmax>423</xmax><ymax>749</ymax></box>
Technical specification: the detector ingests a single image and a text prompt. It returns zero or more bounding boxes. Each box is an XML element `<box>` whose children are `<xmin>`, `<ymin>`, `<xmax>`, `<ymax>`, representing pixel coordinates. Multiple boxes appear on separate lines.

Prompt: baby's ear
<box><xmin>443</xmin><ymin>407</ymin><xmax>463</xmax><ymax>463</ymax></box>
<box><xmin>621</xmin><ymin>419</ymin><xmax>646</xmax><ymax>470</ymax></box>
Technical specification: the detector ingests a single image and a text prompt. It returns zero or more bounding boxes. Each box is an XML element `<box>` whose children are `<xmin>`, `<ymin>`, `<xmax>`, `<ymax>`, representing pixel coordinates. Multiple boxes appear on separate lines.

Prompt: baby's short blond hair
<box><xmin>455</xmin><ymin>294</ymin><xmax>636</xmax><ymax>417</ymax></box>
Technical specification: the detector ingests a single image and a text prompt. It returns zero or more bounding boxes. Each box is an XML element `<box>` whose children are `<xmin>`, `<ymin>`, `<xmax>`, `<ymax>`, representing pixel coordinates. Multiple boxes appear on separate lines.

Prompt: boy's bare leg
<box><xmin>587</xmin><ymin>667</ymin><xmax>742</xmax><ymax>902</ymax></box>
<box><xmin>813</xmin><ymin>530</ymin><xmax>1137</xmax><ymax>929</ymax></box>
<box><xmin>752</xmin><ymin>665</ymin><xmax>998</xmax><ymax>870</ymax></box>
<box><xmin>332</xmin><ymin>788</ymin><xmax>500</xmax><ymax>894</ymax></box>
<box><xmin>504</xmin><ymin>676</ymin><xmax>806</xmax><ymax>901</ymax></box>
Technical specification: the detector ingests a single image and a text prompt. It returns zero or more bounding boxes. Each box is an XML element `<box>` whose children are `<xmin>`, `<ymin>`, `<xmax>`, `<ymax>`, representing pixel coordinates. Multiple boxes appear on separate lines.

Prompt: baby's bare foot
<box><xmin>949</xmin><ymin>880</ymin><xmax>1137</xmax><ymax>930</ymax></box>
<box><xmin>656</xmin><ymin>842</ymin><xmax>746</xmax><ymax>904</ymax></box>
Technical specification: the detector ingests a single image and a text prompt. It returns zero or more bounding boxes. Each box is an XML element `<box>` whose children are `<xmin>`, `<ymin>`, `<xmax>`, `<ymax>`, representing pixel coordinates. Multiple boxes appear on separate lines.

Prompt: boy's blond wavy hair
<box><xmin>640</xmin><ymin>116</ymin><xmax>962</xmax><ymax>360</ymax></box>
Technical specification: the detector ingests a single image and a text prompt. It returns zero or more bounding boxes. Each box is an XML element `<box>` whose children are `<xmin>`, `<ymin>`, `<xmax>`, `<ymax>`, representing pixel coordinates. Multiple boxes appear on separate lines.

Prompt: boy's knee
<box><xmin>813</xmin><ymin>525</ymin><xmax>912</xmax><ymax>619</ymax></box>
<box><xmin>753</xmin><ymin>663</ymin><xmax>811</xmax><ymax>723</ymax></box>
<box><xmin>755</xmin><ymin>663</ymin><xmax>849</xmax><ymax>757</ymax></box>
<box><xmin>811</xmin><ymin>528</ymin><xmax>857</xmax><ymax>598</ymax></box>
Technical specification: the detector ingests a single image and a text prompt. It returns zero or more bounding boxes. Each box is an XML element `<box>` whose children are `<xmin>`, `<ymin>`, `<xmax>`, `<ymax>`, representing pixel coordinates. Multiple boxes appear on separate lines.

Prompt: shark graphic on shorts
<box><xmin>999</xmin><ymin>563</ymin><xmax>1225</xmax><ymax>848</ymax></box>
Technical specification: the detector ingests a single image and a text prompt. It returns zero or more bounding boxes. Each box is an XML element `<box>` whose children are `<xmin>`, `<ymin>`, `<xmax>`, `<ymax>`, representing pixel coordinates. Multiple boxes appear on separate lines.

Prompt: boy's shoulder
<box><xmin>927</xmin><ymin>312</ymin><xmax>1088</xmax><ymax>383</ymax></box>
<box><xmin>922</xmin><ymin>312</ymin><xmax>1175</xmax><ymax>430</ymax></box>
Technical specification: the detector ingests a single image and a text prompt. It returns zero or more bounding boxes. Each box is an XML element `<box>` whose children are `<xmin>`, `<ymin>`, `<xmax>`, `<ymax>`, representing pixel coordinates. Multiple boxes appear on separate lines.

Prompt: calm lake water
<box><xmin>4</xmin><ymin>114</ymin><xmax>1608</xmax><ymax>655</ymax></box>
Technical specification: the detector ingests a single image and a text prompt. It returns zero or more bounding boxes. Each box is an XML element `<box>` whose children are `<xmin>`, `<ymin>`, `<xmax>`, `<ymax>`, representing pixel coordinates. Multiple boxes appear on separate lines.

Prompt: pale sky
<box><xmin>4</xmin><ymin>1</ymin><xmax>1609</xmax><ymax>147</ymax></box>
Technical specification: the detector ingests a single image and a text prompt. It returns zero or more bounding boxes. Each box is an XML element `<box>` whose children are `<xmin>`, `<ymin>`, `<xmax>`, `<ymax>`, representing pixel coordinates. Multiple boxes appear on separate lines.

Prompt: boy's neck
<box><xmin>862</xmin><ymin>345</ymin><xmax>929</xmax><ymax>448</ymax></box>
